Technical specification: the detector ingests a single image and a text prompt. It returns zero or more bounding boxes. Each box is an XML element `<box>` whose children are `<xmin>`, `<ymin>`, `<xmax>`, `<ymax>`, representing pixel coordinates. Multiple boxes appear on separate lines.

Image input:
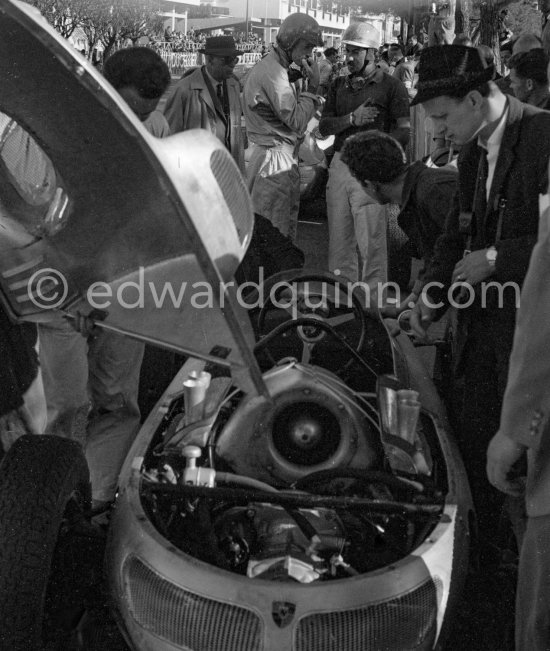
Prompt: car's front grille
<box><xmin>125</xmin><ymin>556</ymin><xmax>264</xmax><ymax>651</ymax></box>
<box><xmin>209</xmin><ymin>148</ymin><xmax>252</xmax><ymax>247</ymax></box>
<box><xmin>294</xmin><ymin>578</ymin><xmax>438</xmax><ymax>651</ymax></box>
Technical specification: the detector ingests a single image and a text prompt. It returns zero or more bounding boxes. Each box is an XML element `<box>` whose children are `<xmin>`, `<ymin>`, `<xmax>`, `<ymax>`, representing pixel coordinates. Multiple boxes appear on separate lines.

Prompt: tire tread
<box><xmin>0</xmin><ymin>435</ymin><xmax>90</xmax><ymax>650</ymax></box>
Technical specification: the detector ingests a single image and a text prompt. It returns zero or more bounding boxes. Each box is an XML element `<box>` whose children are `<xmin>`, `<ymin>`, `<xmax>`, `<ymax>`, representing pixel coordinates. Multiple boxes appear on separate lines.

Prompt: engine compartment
<box><xmin>140</xmin><ymin>401</ymin><xmax>442</xmax><ymax>581</ymax></box>
<box><xmin>138</xmin><ymin>273</ymin><xmax>446</xmax><ymax>584</ymax></box>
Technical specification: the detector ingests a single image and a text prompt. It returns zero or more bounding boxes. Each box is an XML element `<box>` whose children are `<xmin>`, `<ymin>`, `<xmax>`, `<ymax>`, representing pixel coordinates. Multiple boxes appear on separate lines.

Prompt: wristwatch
<box><xmin>486</xmin><ymin>246</ymin><xmax>497</xmax><ymax>267</ymax></box>
<box><xmin>349</xmin><ymin>112</ymin><xmax>356</xmax><ymax>126</ymax></box>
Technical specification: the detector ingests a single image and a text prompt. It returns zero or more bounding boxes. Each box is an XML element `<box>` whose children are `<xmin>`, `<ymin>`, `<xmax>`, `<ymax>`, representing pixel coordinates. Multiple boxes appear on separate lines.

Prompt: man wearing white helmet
<box><xmin>319</xmin><ymin>22</ymin><xmax>410</xmax><ymax>302</ymax></box>
<box><xmin>244</xmin><ymin>13</ymin><xmax>324</xmax><ymax>241</ymax></box>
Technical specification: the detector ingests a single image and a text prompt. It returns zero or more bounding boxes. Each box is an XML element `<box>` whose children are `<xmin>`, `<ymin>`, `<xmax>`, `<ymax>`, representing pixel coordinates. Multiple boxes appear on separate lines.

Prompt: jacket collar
<box><xmin>187</xmin><ymin>66</ymin><xmax>230</xmax><ymax>120</ymax></box>
<box><xmin>187</xmin><ymin>66</ymin><xmax>215</xmax><ymax>113</ymax></box>
<box><xmin>187</xmin><ymin>66</ymin><xmax>237</xmax><ymax>90</ymax></box>
<box><xmin>486</xmin><ymin>94</ymin><xmax>523</xmax><ymax>213</ymax></box>
<box><xmin>272</xmin><ymin>45</ymin><xmax>291</xmax><ymax>69</ymax></box>
<box><xmin>459</xmin><ymin>94</ymin><xmax>525</xmax><ymax>214</ymax></box>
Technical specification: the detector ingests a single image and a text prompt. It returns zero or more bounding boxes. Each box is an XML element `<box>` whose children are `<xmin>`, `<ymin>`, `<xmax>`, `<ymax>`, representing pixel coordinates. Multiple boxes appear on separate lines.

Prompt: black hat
<box><xmin>410</xmin><ymin>44</ymin><xmax>495</xmax><ymax>106</ymax></box>
<box><xmin>199</xmin><ymin>36</ymin><xmax>244</xmax><ymax>57</ymax></box>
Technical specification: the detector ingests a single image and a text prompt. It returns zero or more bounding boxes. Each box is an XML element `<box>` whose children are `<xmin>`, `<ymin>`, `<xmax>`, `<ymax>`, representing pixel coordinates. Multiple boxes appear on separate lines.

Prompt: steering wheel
<box><xmin>255</xmin><ymin>271</ymin><xmax>367</xmax><ymax>369</ymax></box>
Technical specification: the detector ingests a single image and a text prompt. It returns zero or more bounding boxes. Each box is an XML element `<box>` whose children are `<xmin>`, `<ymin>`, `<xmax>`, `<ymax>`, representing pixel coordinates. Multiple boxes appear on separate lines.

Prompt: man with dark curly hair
<box><xmin>103</xmin><ymin>46</ymin><xmax>172</xmax><ymax>137</ymax></box>
<box><xmin>508</xmin><ymin>48</ymin><xmax>550</xmax><ymax>109</ymax></box>
<box><xmin>341</xmin><ymin>130</ymin><xmax>457</xmax><ymax>309</ymax></box>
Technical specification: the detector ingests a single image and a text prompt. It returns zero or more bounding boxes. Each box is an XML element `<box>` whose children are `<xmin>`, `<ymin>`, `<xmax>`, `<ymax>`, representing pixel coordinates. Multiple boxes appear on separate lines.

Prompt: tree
<box><xmin>479</xmin><ymin>0</ymin><xmax>501</xmax><ymax>63</ymax></box>
<box><xmin>28</xmin><ymin>0</ymin><xmax>164</xmax><ymax>58</ymax></box>
<box><xmin>455</xmin><ymin>0</ymin><xmax>472</xmax><ymax>36</ymax></box>
<box><xmin>477</xmin><ymin>0</ymin><xmax>541</xmax><ymax>67</ymax></box>
<box><xmin>116</xmin><ymin>0</ymin><xmax>165</xmax><ymax>45</ymax></box>
<box><xmin>505</xmin><ymin>0</ymin><xmax>542</xmax><ymax>37</ymax></box>
<box><xmin>29</xmin><ymin>0</ymin><xmax>94</xmax><ymax>39</ymax></box>
<box><xmin>79</xmin><ymin>0</ymin><xmax>112</xmax><ymax>59</ymax></box>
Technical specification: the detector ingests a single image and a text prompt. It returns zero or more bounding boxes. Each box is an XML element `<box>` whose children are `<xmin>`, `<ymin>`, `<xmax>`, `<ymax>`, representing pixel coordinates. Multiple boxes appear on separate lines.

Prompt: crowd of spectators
<box><xmin>151</xmin><ymin>27</ymin><xmax>266</xmax><ymax>54</ymax></box>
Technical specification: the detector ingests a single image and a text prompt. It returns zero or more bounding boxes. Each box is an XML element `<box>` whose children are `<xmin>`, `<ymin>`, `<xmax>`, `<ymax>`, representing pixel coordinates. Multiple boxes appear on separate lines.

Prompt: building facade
<box><xmin>159</xmin><ymin>0</ymin><xmax>399</xmax><ymax>48</ymax></box>
<box><xmin>160</xmin><ymin>0</ymin><xmax>199</xmax><ymax>33</ymax></box>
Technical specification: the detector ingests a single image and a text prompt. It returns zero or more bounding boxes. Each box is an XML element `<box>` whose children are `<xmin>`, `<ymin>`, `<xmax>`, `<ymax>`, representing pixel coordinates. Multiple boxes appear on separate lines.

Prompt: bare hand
<box><xmin>380</xmin><ymin>293</ymin><xmax>418</xmax><ymax>319</ymax></box>
<box><xmin>409</xmin><ymin>293</ymin><xmax>435</xmax><ymax>338</ymax></box>
<box><xmin>352</xmin><ymin>103</ymin><xmax>379</xmax><ymax>126</ymax></box>
<box><xmin>302</xmin><ymin>58</ymin><xmax>320</xmax><ymax>91</ymax></box>
<box><xmin>65</xmin><ymin>309</ymin><xmax>106</xmax><ymax>338</ymax></box>
<box><xmin>486</xmin><ymin>430</ymin><xmax>527</xmax><ymax>497</ymax></box>
<box><xmin>452</xmin><ymin>249</ymin><xmax>494</xmax><ymax>286</ymax></box>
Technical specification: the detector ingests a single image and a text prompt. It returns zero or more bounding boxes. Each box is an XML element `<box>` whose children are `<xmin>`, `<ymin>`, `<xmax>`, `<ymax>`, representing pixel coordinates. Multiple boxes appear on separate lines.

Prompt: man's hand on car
<box><xmin>409</xmin><ymin>292</ymin><xmax>436</xmax><ymax>338</ymax></box>
<box><xmin>64</xmin><ymin>308</ymin><xmax>107</xmax><ymax>338</ymax></box>
<box><xmin>379</xmin><ymin>292</ymin><xmax>418</xmax><ymax>319</ymax></box>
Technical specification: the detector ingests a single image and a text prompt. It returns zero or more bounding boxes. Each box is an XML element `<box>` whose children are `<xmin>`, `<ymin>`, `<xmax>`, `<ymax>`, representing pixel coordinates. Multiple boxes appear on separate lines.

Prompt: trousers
<box><xmin>459</xmin><ymin>308</ymin><xmax>525</xmax><ymax>550</ymax></box>
<box><xmin>516</xmin><ymin>514</ymin><xmax>550</xmax><ymax>650</ymax></box>
<box><xmin>247</xmin><ymin>143</ymin><xmax>300</xmax><ymax>242</ymax></box>
<box><xmin>326</xmin><ymin>151</ymin><xmax>388</xmax><ymax>302</ymax></box>
<box><xmin>39</xmin><ymin>314</ymin><xmax>144</xmax><ymax>503</ymax></box>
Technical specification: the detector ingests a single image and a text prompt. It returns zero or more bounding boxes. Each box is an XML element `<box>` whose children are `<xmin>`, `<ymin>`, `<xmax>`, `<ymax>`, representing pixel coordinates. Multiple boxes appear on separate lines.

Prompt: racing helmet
<box><xmin>277</xmin><ymin>13</ymin><xmax>324</xmax><ymax>51</ymax></box>
<box><xmin>341</xmin><ymin>22</ymin><xmax>380</xmax><ymax>50</ymax></box>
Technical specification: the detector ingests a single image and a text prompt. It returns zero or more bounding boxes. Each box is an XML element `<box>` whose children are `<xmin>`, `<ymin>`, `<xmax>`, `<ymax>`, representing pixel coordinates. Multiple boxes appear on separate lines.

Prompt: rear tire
<box><xmin>0</xmin><ymin>434</ymin><xmax>91</xmax><ymax>650</ymax></box>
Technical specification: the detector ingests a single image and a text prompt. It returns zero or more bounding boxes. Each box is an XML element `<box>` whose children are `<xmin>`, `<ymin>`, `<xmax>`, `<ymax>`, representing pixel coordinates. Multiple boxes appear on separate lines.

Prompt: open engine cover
<box><xmin>0</xmin><ymin>0</ymin><xmax>265</xmax><ymax>395</ymax></box>
<box><xmin>216</xmin><ymin>362</ymin><xmax>384</xmax><ymax>485</ymax></box>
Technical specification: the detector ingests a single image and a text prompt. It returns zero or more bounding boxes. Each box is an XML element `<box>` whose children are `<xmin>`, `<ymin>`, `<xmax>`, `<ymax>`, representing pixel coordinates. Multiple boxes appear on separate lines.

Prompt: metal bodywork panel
<box><xmin>109</xmin><ymin>355</ymin><xmax>471</xmax><ymax>651</ymax></box>
<box><xmin>0</xmin><ymin>0</ymin><xmax>265</xmax><ymax>394</ymax></box>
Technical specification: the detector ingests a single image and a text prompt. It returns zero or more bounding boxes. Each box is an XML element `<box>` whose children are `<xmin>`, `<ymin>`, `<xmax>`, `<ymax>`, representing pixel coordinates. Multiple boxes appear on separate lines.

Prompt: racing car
<box><xmin>0</xmin><ymin>2</ymin><xmax>472</xmax><ymax>650</ymax></box>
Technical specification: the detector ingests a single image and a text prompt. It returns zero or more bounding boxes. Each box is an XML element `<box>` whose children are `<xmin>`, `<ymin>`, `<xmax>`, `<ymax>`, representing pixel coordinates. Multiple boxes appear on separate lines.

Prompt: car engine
<box><xmin>140</xmin><ymin>356</ymin><xmax>441</xmax><ymax>583</ymax></box>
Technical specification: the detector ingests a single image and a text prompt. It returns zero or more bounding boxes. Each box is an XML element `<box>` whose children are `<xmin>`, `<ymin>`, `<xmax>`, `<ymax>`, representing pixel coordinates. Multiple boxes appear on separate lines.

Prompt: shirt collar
<box><xmin>350</xmin><ymin>65</ymin><xmax>382</xmax><ymax>85</ymax></box>
<box><xmin>477</xmin><ymin>104</ymin><xmax>508</xmax><ymax>152</ymax></box>
<box><xmin>204</xmin><ymin>67</ymin><xmax>222</xmax><ymax>89</ymax></box>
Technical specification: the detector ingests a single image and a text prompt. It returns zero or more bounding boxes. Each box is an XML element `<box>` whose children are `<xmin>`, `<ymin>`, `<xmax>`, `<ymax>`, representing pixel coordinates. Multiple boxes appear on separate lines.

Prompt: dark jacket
<box><xmin>397</xmin><ymin>161</ymin><xmax>457</xmax><ymax>292</ymax></box>
<box><xmin>424</xmin><ymin>95</ymin><xmax>550</xmax><ymax>317</ymax></box>
<box><xmin>536</xmin><ymin>94</ymin><xmax>550</xmax><ymax>110</ymax></box>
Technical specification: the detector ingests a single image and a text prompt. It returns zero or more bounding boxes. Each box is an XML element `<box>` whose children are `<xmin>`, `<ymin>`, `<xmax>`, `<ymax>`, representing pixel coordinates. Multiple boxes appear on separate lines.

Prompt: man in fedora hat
<box><xmin>409</xmin><ymin>44</ymin><xmax>550</xmax><ymax>577</ymax></box>
<box><xmin>164</xmin><ymin>35</ymin><xmax>246</xmax><ymax>173</ymax></box>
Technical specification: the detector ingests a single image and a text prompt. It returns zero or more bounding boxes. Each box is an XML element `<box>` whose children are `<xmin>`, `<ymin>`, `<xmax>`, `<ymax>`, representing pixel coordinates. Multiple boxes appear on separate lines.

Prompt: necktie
<box><xmin>474</xmin><ymin>146</ymin><xmax>489</xmax><ymax>243</ymax></box>
<box><xmin>216</xmin><ymin>83</ymin><xmax>231</xmax><ymax>150</ymax></box>
<box><xmin>476</xmin><ymin>146</ymin><xmax>489</xmax><ymax>216</ymax></box>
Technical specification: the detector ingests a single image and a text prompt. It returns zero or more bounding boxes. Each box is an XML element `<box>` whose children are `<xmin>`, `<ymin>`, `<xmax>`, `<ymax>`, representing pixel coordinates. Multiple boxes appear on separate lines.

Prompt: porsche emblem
<box><xmin>272</xmin><ymin>601</ymin><xmax>296</xmax><ymax>628</ymax></box>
